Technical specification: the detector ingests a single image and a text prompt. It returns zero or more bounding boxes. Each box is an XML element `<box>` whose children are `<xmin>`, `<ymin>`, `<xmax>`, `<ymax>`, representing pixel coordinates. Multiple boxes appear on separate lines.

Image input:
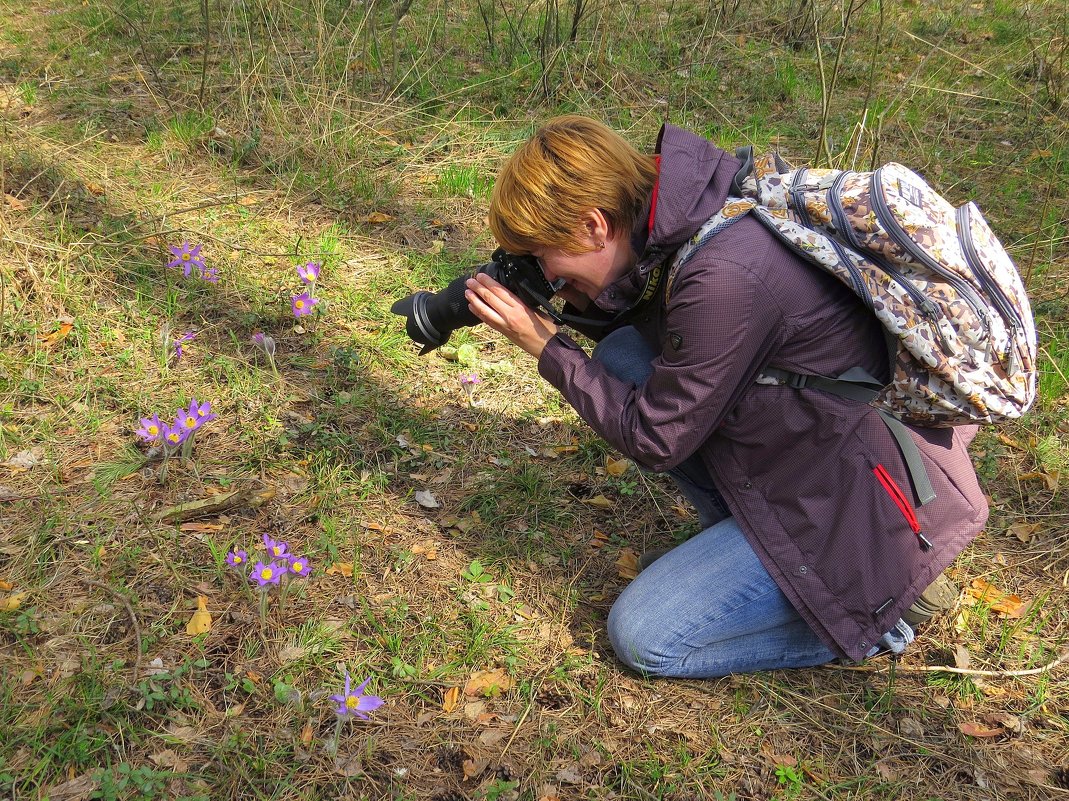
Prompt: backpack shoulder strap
<box><xmin>664</xmin><ymin>199</ymin><xmax>757</xmax><ymax>305</ymax></box>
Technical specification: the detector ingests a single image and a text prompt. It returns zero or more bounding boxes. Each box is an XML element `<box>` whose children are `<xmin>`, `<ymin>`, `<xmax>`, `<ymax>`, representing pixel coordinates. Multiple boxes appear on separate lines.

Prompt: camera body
<box><xmin>391</xmin><ymin>248</ymin><xmax>558</xmax><ymax>353</ymax></box>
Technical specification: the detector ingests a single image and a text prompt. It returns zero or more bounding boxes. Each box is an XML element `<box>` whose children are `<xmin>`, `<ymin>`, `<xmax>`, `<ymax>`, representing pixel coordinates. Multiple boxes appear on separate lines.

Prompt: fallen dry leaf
<box><xmin>964</xmin><ymin>578</ymin><xmax>1029</xmax><ymax>618</ymax></box>
<box><xmin>0</xmin><ymin>579</ymin><xmax>12</xmax><ymax>591</ymax></box>
<box><xmin>958</xmin><ymin>721</ymin><xmax>1003</xmax><ymax>738</ymax></box>
<box><xmin>605</xmin><ymin>457</ymin><xmax>631</xmax><ymax>477</ymax></box>
<box><xmin>760</xmin><ymin>742</ymin><xmax>799</xmax><ymax>767</ymax></box>
<box><xmin>39</xmin><ymin>323</ymin><xmax>75</xmax><ymax>348</ymax></box>
<box><xmin>479</xmin><ymin>728</ymin><xmax>508</xmax><ymax>746</ymax></box>
<box><xmin>365</xmin><ymin>211</ymin><xmax>393</xmax><ymax>224</ymax></box>
<box><xmin>42</xmin><ymin>771</ymin><xmax>98</xmax><ymax>801</ymax></box>
<box><xmin>300</xmin><ymin>720</ymin><xmax>314</xmax><ymax>747</ymax></box>
<box><xmin>555</xmin><ymin>764</ymin><xmax>583</xmax><ymax>784</ymax></box>
<box><xmin>1008</xmin><ymin>522</ymin><xmax>1042</xmax><ymax>544</ymax></box>
<box><xmin>615</xmin><ymin>549</ymin><xmax>640</xmax><ymax>581</ymax></box>
<box><xmin>463</xmin><ymin>668</ymin><xmax>513</xmax><ymax>697</ymax></box>
<box><xmin>4</xmin><ymin>194</ymin><xmax>27</xmax><ymax>211</ymax></box>
<box><xmin>1019</xmin><ymin>470</ymin><xmax>1061</xmax><ymax>492</ymax></box>
<box><xmin>462</xmin><ymin>757</ymin><xmax>489</xmax><ymax>781</ymax></box>
<box><xmin>442</xmin><ymin>686</ymin><xmax>461</xmax><ymax>712</ymax></box>
<box><xmin>325</xmin><ymin>562</ymin><xmax>354</xmax><ymax>577</ymax></box>
<box><xmin>954</xmin><ymin>644</ymin><xmax>971</xmax><ymax>670</ymax></box>
<box><xmin>0</xmin><ymin>591</ymin><xmax>27</xmax><ymax>612</ymax></box>
<box><xmin>411</xmin><ymin>542</ymin><xmax>438</xmax><ymax>559</ymax></box>
<box><xmin>583</xmin><ymin>494</ymin><xmax>614</xmax><ymax>510</ymax></box>
<box><xmin>463</xmin><ymin>700</ymin><xmax>486</xmax><ymax>720</ymax></box>
<box><xmin>5</xmin><ymin>448</ymin><xmax>45</xmax><ymax>471</ymax></box>
<box><xmin>149</xmin><ymin>749</ymin><xmax>189</xmax><ymax>772</ymax></box>
<box><xmin>985</xmin><ymin>711</ymin><xmax>1023</xmax><ymax>733</ymax></box>
<box><xmin>185</xmin><ymin>596</ymin><xmax>212</xmax><ymax>635</ymax></box>
<box><xmin>179</xmin><ymin>522</ymin><xmax>224</xmax><ymax>533</ymax></box>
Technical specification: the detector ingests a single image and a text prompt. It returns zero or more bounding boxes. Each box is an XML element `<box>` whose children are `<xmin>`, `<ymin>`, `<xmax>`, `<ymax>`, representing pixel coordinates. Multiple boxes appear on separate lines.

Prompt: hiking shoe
<box><xmin>637</xmin><ymin>547</ymin><xmax>673</xmax><ymax>573</ymax></box>
<box><xmin>903</xmin><ymin>573</ymin><xmax>959</xmax><ymax>626</ymax></box>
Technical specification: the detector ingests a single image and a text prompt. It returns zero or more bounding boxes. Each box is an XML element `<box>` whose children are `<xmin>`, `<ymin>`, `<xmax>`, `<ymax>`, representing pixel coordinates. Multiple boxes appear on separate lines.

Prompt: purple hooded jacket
<box><xmin>537</xmin><ymin>124</ymin><xmax>989</xmax><ymax>661</ymax></box>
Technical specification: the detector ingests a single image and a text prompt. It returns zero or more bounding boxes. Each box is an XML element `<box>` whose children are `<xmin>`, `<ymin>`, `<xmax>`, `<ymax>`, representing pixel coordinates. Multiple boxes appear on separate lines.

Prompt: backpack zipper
<box><xmin>828</xmin><ymin>170</ymin><xmax>864</xmax><ymax>250</ymax></box>
<box><xmin>871</xmin><ymin>168</ymin><xmax>990</xmax><ymax>329</ymax></box>
<box><xmin>824</xmin><ymin>170</ymin><xmax>874</xmax><ymax>309</ymax></box>
<box><xmin>874</xmin><ymin>259</ymin><xmax>954</xmax><ymax>356</ymax></box>
<box><xmin>956</xmin><ymin>203</ymin><xmax>1023</xmax><ymax>336</ymax></box>
<box><xmin>873</xmin><ymin>463</ymin><xmax>933</xmax><ymax>551</ymax></box>
<box><xmin>789</xmin><ymin>167</ymin><xmax>813</xmax><ymax>228</ymax></box>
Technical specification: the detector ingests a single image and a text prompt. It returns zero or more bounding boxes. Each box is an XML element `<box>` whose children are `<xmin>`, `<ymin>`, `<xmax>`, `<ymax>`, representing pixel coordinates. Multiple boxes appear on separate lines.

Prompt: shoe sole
<box><xmin>903</xmin><ymin>573</ymin><xmax>959</xmax><ymax>626</ymax></box>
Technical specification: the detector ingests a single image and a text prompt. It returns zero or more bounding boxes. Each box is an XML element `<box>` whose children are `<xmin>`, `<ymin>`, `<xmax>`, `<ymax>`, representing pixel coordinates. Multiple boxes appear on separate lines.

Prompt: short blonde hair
<box><xmin>489</xmin><ymin>115</ymin><xmax>658</xmax><ymax>255</ymax></box>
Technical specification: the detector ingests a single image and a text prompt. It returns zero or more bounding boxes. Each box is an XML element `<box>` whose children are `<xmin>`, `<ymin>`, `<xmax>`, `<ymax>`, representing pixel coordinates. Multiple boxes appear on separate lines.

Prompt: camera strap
<box><xmin>521</xmin><ymin>254</ymin><xmax>669</xmax><ymax>333</ymax></box>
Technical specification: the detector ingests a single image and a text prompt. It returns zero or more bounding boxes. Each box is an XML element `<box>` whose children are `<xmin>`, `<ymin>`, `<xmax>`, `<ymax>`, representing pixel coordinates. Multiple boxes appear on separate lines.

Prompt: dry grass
<box><xmin>1</xmin><ymin>1</ymin><xmax>1068</xmax><ymax>800</ymax></box>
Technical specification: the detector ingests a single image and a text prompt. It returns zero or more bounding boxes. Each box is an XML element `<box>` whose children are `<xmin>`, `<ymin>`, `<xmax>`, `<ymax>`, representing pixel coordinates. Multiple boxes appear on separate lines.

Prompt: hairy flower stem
<box><xmin>240</xmin><ymin>567</ymin><xmax>256</xmax><ymax>603</ymax></box>
<box><xmin>159</xmin><ymin>322</ymin><xmax>171</xmax><ymax>372</ymax></box>
<box><xmin>258</xmin><ymin>588</ymin><xmax>269</xmax><ymax>622</ymax></box>
<box><xmin>329</xmin><ymin>715</ymin><xmax>345</xmax><ymax>756</ymax></box>
<box><xmin>279</xmin><ymin>574</ymin><xmax>290</xmax><ymax>613</ymax></box>
<box><xmin>181</xmin><ymin>432</ymin><xmax>195</xmax><ymax>461</ymax></box>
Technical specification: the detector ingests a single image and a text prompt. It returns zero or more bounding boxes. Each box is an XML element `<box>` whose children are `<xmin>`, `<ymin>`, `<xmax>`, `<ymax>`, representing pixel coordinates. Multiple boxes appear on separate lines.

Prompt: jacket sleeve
<box><xmin>537</xmin><ymin>251</ymin><xmax>788</xmax><ymax>472</ymax></box>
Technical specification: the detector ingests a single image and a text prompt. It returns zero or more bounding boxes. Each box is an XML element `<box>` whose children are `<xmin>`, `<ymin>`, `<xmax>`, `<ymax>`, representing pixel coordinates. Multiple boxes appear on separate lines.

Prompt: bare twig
<box><xmin>198</xmin><ymin>0</ymin><xmax>211</xmax><ymax>106</ymax></box>
<box><xmin>823</xmin><ymin>646</ymin><xmax>1069</xmax><ymax>677</ymax></box>
<box><xmin>80</xmin><ymin>578</ymin><xmax>143</xmax><ymax>682</ymax></box>
<box><xmin>1024</xmin><ymin>152</ymin><xmax>1061</xmax><ymax>288</ymax></box>
<box><xmin>113</xmin><ymin>9</ymin><xmax>175</xmax><ymax>114</ymax></box>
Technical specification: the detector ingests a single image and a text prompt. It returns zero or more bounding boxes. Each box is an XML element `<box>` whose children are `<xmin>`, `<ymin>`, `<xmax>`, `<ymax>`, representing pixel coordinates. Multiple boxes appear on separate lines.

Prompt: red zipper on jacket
<box><xmin>873</xmin><ymin>463</ymin><xmax>933</xmax><ymax>551</ymax></box>
<box><xmin>648</xmin><ymin>155</ymin><xmax>661</xmax><ymax>235</ymax></box>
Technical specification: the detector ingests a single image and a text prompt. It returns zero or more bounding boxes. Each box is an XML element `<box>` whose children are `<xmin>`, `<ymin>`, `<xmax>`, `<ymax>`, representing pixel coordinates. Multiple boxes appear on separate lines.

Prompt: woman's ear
<box><xmin>582</xmin><ymin>209</ymin><xmax>612</xmax><ymax>246</ymax></box>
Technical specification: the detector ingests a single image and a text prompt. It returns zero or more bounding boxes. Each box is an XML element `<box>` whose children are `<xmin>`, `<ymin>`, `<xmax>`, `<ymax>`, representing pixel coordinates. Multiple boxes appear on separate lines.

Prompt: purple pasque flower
<box><xmin>161</xmin><ymin>423</ymin><xmax>187</xmax><ymax>448</ymax></box>
<box><xmin>135</xmin><ymin>414</ymin><xmax>164</xmax><ymax>444</ymax></box>
<box><xmin>175</xmin><ymin>409</ymin><xmax>200</xmax><ymax>436</ymax></box>
<box><xmin>262</xmin><ymin>534</ymin><xmax>289</xmax><ymax>560</ymax></box>
<box><xmin>459</xmin><ymin>373</ymin><xmax>481</xmax><ymax>402</ymax></box>
<box><xmin>296</xmin><ymin>262</ymin><xmax>321</xmax><ymax>285</ymax></box>
<box><xmin>201</xmin><ymin>266</ymin><xmax>220</xmax><ymax>284</ymax></box>
<box><xmin>173</xmin><ymin>331</ymin><xmax>196</xmax><ymax>362</ymax></box>
<box><xmin>291</xmin><ymin>291</ymin><xmax>318</xmax><ymax>318</ymax></box>
<box><xmin>330</xmin><ymin>672</ymin><xmax>384</xmax><ymax>719</ymax></box>
<box><xmin>188</xmin><ymin>399</ymin><xmax>216</xmax><ymax>425</ymax></box>
<box><xmin>251</xmin><ymin>332</ymin><xmax>277</xmax><ymax>357</ymax></box>
<box><xmin>167</xmin><ymin>242</ymin><xmax>206</xmax><ymax>277</ymax></box>
<box><xmin>226</xmin><ymin>549</ymin><xmax>248</xmax><ymax>568</ymax></box>
<box><xmin>250</xmin><ymin>560</ymin><xmax>283</xmax><ymax>587</ymax></box>
<box><xmin>286</xmin><ymin>556</ymin><xmax>310</xmax><ymax>578</ymax></box>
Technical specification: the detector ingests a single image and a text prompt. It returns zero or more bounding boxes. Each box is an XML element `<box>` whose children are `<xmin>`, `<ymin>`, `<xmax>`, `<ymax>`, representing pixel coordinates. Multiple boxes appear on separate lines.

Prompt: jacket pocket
<box><xmin>873</xmin><ymin>464</ymin><xmax>934</xmax><ymax>552</ymax></box>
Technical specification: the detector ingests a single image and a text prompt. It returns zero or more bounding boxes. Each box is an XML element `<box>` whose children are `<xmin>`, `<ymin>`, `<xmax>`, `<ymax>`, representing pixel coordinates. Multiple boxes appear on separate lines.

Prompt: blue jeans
<box><xmin>593</xmin><ymin>326</ymin><xmax>836</xmax><ymax>677</ymax></box>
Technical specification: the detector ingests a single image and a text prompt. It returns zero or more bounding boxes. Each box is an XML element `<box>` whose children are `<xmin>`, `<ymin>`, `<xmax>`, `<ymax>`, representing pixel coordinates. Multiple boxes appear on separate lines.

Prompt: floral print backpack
<box><xmin>670</xmin><ymin>147</ymin><xmax>1038</xmax><ymax>431</ymax></box>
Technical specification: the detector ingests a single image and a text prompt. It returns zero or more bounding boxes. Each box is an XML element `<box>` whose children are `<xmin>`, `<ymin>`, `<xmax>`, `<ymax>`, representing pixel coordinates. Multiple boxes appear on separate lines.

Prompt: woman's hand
<box><xmin>465</xmin><ymin>272</ymin><xmax>559</xmax><ymax>358</ymax></box>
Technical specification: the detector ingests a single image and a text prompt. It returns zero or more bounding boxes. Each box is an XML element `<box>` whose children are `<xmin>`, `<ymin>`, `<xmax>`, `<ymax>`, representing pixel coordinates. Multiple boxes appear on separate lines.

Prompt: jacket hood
<box><xmin>597</xmin><ymin>125</ymin><xmax>739</xmax><ymax>313</ymax></box>
<box><xmin>647</xmin><ymin>124</ymin><xmax>739</xmax><ymax>255</ymax></box>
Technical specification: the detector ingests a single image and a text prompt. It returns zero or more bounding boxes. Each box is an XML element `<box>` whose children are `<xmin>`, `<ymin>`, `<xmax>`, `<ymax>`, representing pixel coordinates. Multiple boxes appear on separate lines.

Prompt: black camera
<box><xmin>391</xmin><ymin>248</ymin><xmax>560</xmax><ymax>353</ymax></box>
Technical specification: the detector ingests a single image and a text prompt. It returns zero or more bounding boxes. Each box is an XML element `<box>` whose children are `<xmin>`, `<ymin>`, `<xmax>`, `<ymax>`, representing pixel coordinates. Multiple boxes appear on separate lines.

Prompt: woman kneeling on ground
<box><xmin>463</xmin><ymin>115</ymin><xmax>987</xmax><ymax>677</ymax></box>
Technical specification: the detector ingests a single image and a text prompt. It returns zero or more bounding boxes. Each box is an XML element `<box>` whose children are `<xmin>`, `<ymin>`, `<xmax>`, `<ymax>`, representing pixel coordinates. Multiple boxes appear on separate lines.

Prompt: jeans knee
<box><xmin>607</xmin><ymin>601</ymin><xmax>668</xmax><ymax>676</ymax></box>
